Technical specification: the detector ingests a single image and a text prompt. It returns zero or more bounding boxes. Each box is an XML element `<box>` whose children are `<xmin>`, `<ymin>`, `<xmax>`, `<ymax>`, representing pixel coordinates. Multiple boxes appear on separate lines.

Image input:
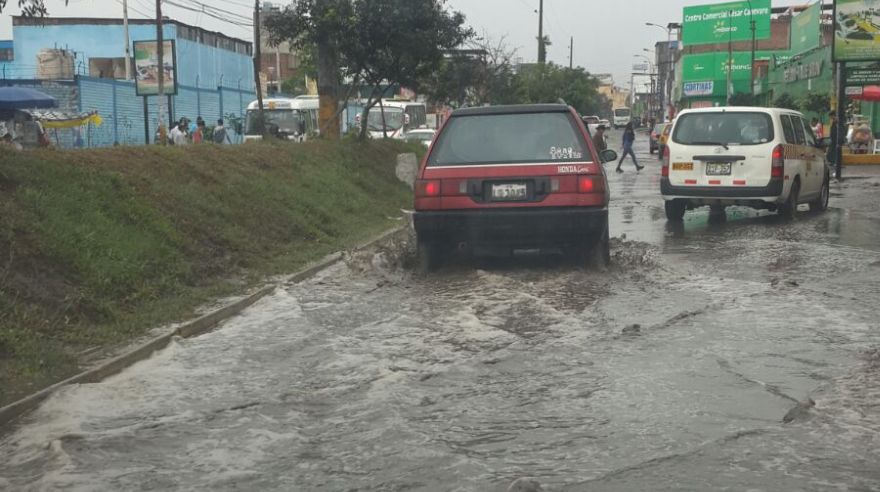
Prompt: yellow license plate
<box><xmin>672</xmin><ymin>162</ymin><xmax>693</xmax><ymax>171</ymax></box>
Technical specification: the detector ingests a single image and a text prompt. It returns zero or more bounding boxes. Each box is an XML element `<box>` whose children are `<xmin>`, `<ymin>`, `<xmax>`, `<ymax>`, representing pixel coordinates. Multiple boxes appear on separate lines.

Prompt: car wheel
<box><xmin>665</xmin><ymin>199</ymin><xmax>687</xmax><ymax>221</ymax></box>
<box><xmin>809</xmin><ymin>175</ymin><xmax>830</xmax><ymax>213</ymax></box>
<box><xmin>780</xmin><ymin>178</ymin><xmax>801</xmax><ymax>220</ymax></box>
<box><xmin>416</xmin><ymin>239</ymin><xmax>442</xmax><ymax>273</ymax></box>
<box><xmin>587</xmin><ymin>226</ymin><xmax>611</xmax><ymax>270</ymax></box>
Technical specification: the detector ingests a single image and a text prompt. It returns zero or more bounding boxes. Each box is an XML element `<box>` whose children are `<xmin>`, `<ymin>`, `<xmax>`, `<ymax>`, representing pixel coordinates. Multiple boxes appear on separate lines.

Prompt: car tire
<box><xmin>416</xmin><ymin>239</ymin><xmax>442</xmax><ymax>273</ymax></box>
<box><xmin>665</xmin><ymin>199</ymin><xmax>687</xmax><ymax>221</ymax></box>
<box><xmin>809</xmin><ymin>175</ymin><xmax>830</xmax><ymax>213</ymax></box>
<box><xmin>780</xmin><ymin>178</ymin><xmax>800</xmax><ymax>220</ymax></box>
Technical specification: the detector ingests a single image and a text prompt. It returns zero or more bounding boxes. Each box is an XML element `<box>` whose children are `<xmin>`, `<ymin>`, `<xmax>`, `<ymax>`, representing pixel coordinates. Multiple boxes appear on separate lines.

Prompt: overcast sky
<box><xmin>1</xmin><ymin>0</ymin><xmax>811</xmax><ymax>87</ymax></box>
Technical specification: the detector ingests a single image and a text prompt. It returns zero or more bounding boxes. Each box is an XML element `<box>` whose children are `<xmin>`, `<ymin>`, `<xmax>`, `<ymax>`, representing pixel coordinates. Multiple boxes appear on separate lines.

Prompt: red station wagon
<box><xmin>413</xmin><ymin>104</ymin><xmax>619</xmax><ymax>271</ymax></box>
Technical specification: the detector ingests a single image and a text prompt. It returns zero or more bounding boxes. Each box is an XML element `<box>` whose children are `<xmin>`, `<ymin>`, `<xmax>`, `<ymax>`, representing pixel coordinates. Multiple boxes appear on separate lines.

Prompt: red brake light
<box><xmin>416</xmin><ymin>179</ymin><xmax>441</xmax><ymax>197</ymax></box>
<box><xmin>578</xmin><ymin>176</ymin><xmax>595</xmax><ymax>193</ymax></box>
<box><xmin>771</xmin><ymin>144</ymin><xmax>784</xmax><ymax>178</ymax></box>
<box><xmin>661</xmin><ymin>146</ymin><xmax>670</xmax><ymax>177</ymax></box>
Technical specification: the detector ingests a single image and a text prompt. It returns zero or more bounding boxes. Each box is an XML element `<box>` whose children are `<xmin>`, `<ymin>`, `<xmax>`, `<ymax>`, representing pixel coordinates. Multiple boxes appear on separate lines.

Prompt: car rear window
<box><xmin>672</xmin><ymin>112</ymin><xmax>774</xmax><ymax>146</ymax></box>
<box><xmin>428</xmin><ymin>112</ymin><xmax>589</xmax><ymax>166</ymax></box>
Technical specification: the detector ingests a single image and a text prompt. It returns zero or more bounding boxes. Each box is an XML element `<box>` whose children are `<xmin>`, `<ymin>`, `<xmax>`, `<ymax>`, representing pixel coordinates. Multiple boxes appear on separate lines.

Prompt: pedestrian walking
<box><xmin>592</xmin><ymin>124</ymin><xmax>607</xmax><ymax>153</ymax></box>
<box><xmin>169</xmin><ymin>120</ymin><xmax>188</xmax><ymax>146</ymax></box>
<box><xmin>617</xmin><ymin>121</ymin><xmax>643</xmax><ymax>173</ymax></box>
<box><xmin>811</xmin><ymin>117</ymin><xmax>824</xmax><ymax>139</ymax></box>
<box><xmin>193</xmin><ymin>117</ymin><xmax>206</xmax><ymax>144</ymax></box>
<box><xmin>213</xmin><ymin>119</ymin><xmax>232</xmax><ymax>144</ymax></box>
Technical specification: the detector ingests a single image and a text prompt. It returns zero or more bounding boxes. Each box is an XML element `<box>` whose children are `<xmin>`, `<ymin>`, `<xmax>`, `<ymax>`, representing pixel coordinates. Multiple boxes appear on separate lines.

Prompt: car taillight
<box><xmin>578</xmin><ymin>176</ymin><xmax>595</xmax><ymax>193</ymax></box>
<box><xmin>771</xmin><ymin>144</ymin><xmax>784</xmax><ymax>178</ymax></box>
<box><xmin>661</xmin><ymin>146</ymin><xmax>670</xmax><ymax>177</ymax></box>
<box><xmin>416</xmin><ymin>179</ymin><xmax>441</xmax><ymax>197</ymax></box>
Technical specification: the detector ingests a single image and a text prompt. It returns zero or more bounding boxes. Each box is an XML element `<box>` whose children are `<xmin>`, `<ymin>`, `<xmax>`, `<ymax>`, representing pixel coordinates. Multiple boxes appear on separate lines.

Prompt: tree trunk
<box><xmin>315</xmin><ymin>0</ymin><xmax>340</xmax><ymax>139</ymax></box>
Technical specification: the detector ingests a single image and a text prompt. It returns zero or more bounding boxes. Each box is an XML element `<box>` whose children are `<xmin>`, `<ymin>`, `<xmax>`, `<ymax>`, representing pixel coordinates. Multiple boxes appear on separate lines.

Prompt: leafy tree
<box><xmin>0</xmin><ymin>0</ymin><xmax>60</xmax><ymax>16</ymax></box>
<box><xmin>515</xmin><ymin>63</ymin><xmax>606</xmax><ymax>116</ymax></box>
<box><xmin>801</xmin><ymin>92</ymin><xmax>830</xmax><ymax>116</ymax></box>
<box><xmin>773</xmin><ymin>93</ymin><xmax>799</xmax><ymax>110</ymax></box>
<box><xmin>267</xmin><ymin>0</ymin><xmax>472</xmax><ymax>139</ymax></box>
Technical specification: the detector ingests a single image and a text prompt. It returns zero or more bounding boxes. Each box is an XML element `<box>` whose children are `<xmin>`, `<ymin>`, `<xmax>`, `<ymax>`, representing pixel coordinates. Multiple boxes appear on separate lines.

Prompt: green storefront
<box><xmin>678</xmin><ymin>50</ymin><xmax>791</xmax><ymax>108</ymax></box>
<box><xmin>764</xmin><ymin>45</ymin><xmax>832</xmax><ymax>120</ymax></box>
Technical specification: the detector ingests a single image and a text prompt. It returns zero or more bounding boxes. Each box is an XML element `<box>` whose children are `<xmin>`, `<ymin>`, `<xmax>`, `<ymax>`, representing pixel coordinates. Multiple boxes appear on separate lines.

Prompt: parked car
<box><xmin>598</xmin><ymin>119</ymin><xmax>612</xmax><ymax>131</ymax></box>
<box><xmin>661</xmin><ymin>107</ymin><xmax>829</xmax><ymax>221</ymax></box>
<box><xmin>658</xmin><ymin>121</ymin><xmax>673</xmax><ymax>159</ymax></box>
<box><xmin>582</xmin><ymin>115</ymin><xmax>601</xmax><ymax>134</ymax></box>
<box><xmin>403</xmin><ymin>128</ymin><xmax>436</xmax><ymax>147</ymax></box>
<box><xmin>413</xmin><ymin>104</ymin><xmax>618</xmax><ymax>271</ymax></box>
<box><xmin>650</xmin><ymin>123</ymin><xmax>667</xmax><ymax>154</ymax></box>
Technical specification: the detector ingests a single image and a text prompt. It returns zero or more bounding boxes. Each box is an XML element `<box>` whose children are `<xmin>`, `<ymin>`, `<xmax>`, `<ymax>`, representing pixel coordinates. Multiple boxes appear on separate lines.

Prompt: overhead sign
<box><xmin>682</xmin><ymin>0</ymin><xmax>772</xmax><ymax>46</ymax></box>
<box><xmin>790</xmin><ymin>2</ymin><xmax>821</xmax><ymax>55</ymax></box>
<box><xmin>133</xmin><ymin>40</ymin><xmax>178</xmax><ymax>96</ymax></box>
<box><xmin>833</xmin><ymin>0</ymin><xmax>880</xmax><ymax>61</ymax></box>
<box><xmin>683</xmin><ymin>81</ymin><xmax>715</xmax><ymax>96</ymax></box>
<box><xmin>845</xmin><ymin>67</ymin><xmax>880</xmax><ymax>86</ymax></box>
<box><xmin>682</xmin><ymin>52</ymin><xmax>753</xmax><ymax>82</ymax></box>
<box><xmin>632</xmin><ymin>63</ymin><xmax>649</xmax><ymax>72</ymax></box>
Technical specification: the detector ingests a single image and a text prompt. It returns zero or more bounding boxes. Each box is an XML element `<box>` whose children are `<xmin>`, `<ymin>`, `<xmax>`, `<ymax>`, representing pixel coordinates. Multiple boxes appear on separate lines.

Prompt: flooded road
<box><xmin>2</xmin><ymin>133</ymin><xmax>880</xmax><ymax>491</ymax></box>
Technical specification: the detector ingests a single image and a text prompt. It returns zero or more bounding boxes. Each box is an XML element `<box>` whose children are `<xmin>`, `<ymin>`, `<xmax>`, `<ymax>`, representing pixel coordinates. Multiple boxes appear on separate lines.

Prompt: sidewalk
<box><xmin>843</xmin><ymin>164</ymin><xmax>880</xmax><ymax>179</ymax></box>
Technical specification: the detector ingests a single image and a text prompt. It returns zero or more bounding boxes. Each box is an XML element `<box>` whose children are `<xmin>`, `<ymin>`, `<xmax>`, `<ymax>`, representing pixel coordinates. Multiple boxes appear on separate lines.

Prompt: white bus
<box><xmin>361</xmin><ymin>99</ymin><xmax>428</xmax><ymax>139</ymax></box>
<box><xmin>244</xmin><ymin>95</ymin><xmax>320</xmax><ymax>142</ymax></box>
<box><xmin>612</xmin><ymin>107</ymin><xmax>631</xmax><ymax>129</ymax></box>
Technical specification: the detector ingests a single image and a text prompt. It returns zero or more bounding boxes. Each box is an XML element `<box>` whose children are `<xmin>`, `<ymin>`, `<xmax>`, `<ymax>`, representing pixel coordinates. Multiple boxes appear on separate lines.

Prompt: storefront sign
<box><xmin>790</xmin><ymin>2</ymin><xmax>821</xmax><ymax>55</ymax></box>
<box><xmin>682</xmin><ymin>0</ymin><xmax>771</xmax><ymax>46</ymax></box>
<box><xmin>833</xmin><ymin>0</ymin><xmax>880</xmax><ymax>62</ymax></box>
<box><xmin>133</xmin><ymin>40</ymin><xmax>178</xmax><ymax>96</ymax></box>
<box><xmin>846</xmin><ymin>86</ymin><xmax>864</xmax><ymax>96</ymax></box>
<box><xmin>845</xmin><ymin>67</ymin><xmax>880</xmax><ymax>86</ymax></box>
<box><xmin>783</xmin><ymin>60</ymin><xmax>823</xmax><ymax>83</ymax></box>
<box><xmin>683</xmin><ymin>81</ymin><xmax>715</xmax><ymax>96</ymax></box>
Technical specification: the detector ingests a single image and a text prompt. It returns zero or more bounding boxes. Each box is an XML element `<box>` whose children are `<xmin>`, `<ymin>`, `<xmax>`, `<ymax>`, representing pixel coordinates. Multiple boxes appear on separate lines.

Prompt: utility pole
<box><xmin>537</xmin><ymin>0</ymin><xmax>545</xmax><ymax>64</ymax></box>
<box><xmin>569</xmin><ymin>36</ymin><xmax>573</xmax><ymax>69</ymax></box>
<box><xmin>156</xmin><ymin>0</ymin><xmax>165</xmax><ymax>144</ymax></box>
<box><xmin>253</xmin><ymin>0</ymin><xmax>265</xmax><ymax>135</ymax></box>
<box><xmin>123</xmin><ymin>0</ymin><xmax>131</xmax><ymax>80</ymax></box>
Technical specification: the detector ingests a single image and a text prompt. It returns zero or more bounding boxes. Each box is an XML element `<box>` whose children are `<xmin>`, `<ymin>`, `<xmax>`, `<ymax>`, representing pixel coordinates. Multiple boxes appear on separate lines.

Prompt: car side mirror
<box><xmin>600</xmin><ymin>149</ymin><xmax>618</xmax><ymax>163</ymax></box>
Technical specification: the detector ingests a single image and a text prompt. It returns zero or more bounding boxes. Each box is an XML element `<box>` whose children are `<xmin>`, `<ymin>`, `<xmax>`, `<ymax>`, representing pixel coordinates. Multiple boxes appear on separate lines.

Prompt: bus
<box><xmin>361</xmin><ymin>99</ymin><xmax>428</xmax><ymax>139</ymax></box>
<box><xmin>612</xmin><ymin>107</ymin><xmax>631</xmax><ymax>129</ymax></box>
<box><xmin>244</xmin><ymin>95</ymin><xmax>320</xmax><ymax>142</ymax></box>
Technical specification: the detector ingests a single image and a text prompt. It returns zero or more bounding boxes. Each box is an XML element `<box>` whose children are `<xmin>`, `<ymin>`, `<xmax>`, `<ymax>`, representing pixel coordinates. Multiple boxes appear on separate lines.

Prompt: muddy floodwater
<box><xmin>2</xmin><ymin>134</ymin><xmax>880</xmax><ymax>491</ymax></box>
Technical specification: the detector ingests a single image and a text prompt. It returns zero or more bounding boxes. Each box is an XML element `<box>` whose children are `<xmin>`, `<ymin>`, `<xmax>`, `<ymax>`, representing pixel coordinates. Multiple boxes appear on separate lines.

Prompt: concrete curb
<box><xmin>0</xmin><ymin>225</ymin><xmax>407</xmax><ymax>428</ymax></box>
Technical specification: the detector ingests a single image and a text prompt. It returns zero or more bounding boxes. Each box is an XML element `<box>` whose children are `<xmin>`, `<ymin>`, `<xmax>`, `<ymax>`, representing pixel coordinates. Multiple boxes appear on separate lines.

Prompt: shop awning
<box><xmin>24</xmin><ymin>110</ymin><xmax>103</xmax><ymax>129</ymax></box>
<box><xmin>0</xmin><ymin>86</ymin><xmax>56</xmax><ymax>110</ymax></box>
<box><xmin>850</xmin><ymin>85</ymin><xmax>880</xmax><ymax>102</ymax></box>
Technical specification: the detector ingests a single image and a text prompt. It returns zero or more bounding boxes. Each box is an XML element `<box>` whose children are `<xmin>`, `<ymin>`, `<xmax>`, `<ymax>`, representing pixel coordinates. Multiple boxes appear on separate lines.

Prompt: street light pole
<box><xmin>537</xmin><ymin>0</ymin><xmax>545</xmax><ymax>64</ymax></box>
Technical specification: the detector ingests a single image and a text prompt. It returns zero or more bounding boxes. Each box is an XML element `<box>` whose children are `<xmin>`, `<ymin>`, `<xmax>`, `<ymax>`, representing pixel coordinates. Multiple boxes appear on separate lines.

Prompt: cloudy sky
<box><xmin>1</xmin><ymin>0</ymin><xmax>812</xmax><ymax>86</ymax></box>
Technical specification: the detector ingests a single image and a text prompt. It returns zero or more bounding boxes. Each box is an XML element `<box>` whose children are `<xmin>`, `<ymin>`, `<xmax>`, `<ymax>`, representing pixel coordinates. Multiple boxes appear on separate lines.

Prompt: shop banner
<box><xmin>845</xmin><ymin>67</ymin><xmax>880</xmax><ymax>86</ymax></box>
<box><xmin>791</xmin><ymin>2</ymin><xmax>822</xmax><ymax>55</ymax></box>
<box><xmin>833</xmin><ymin>0</ymin><xmax>880</xmax><ymax>61</ymax></box>
<box><xmin>683</xmin><ymin>81</ymin><xmax>715</xmax><ymax>96</ymax></box>
<box><xmin>682</xmin><ymin>52</ymin><xmax>754</xmax><ymax>82</ymax></box>
<box><xmin>682</xmin><ymin>0</ymin><xmax>771</xmax><ymax>46</ymax></box>
<box><xmin>133</xmin><ymin>40</ymin><xmax>178</xmax><ymax>96</ymax></box>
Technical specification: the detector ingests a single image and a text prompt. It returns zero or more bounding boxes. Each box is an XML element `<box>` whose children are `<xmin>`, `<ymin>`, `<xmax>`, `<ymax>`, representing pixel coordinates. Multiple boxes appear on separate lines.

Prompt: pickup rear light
<box><xmin>771</xmin><ymin>144</ymin><xmax>784</xmax><ymax>178</ymax></box>
<box><xmin>661</xmin><ymin>146</ymin><xmax>670</xmax><ymax>177</ymax></box>
<box><xmin>415</xmin><ymin>179</ymin><xmax>441</xmax><ymax>197</ymax></box>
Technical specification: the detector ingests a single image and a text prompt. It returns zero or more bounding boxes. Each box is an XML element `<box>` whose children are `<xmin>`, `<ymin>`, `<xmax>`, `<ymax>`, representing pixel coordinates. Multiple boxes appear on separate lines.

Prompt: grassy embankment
<box><xmin>0</xmin><ymin>139</ymin><xmax>418</xmax><ymax>406</ymax></box>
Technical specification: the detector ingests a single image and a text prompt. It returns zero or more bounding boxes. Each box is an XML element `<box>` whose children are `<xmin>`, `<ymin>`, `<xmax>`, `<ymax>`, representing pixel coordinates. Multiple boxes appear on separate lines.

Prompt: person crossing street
<box><xmin>617</xmin><ymin>121</ymin><xmax>643</xmax><ymax>173</ymax></box>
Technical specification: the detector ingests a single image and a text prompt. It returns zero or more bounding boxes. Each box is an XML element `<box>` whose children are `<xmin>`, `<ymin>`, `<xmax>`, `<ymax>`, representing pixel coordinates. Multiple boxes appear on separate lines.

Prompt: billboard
<box><xmin>133</xmin><ymin>40</ymin><xmax>178</xmax><ymax>96</ymax></box>
<box><xmin>790</xmin><ymin>2</ymin><xmax>822</xmax><ymax>55</ymax></box>
<box><xmin>682</xmin><ymin>52</ymin><xmax>754</xmax><ymax>82</ymax></box>
<box><xmin>682</xmin><ymin>0</ymin><xmax>772</xmax><ymax>46</ymax></box>
<box><xmin>833</xmin><ymin>0</ymin><xmax>880</xmax><ymax>61</ymax></box>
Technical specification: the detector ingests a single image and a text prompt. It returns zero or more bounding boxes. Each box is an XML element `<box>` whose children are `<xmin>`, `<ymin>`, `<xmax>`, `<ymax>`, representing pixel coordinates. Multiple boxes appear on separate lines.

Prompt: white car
<box><xmin>661</xmin><ymin>107</ymin><xmax>830</xmax><ymax>221</ymax></box>
<box><xmin>403</xmin><ymin>128</ymin><xmax>436</xmax><ymax>147</ymax></box>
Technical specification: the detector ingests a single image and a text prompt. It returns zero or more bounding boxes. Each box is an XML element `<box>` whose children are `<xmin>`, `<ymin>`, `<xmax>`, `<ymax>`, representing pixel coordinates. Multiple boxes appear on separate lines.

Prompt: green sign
<box><xmin>682</xmin><ymin>0</ymin><xmax>771</xmax><ymax>46</ymax></box>
<box><xmin>790</xmin><ymin>2</ymin><xmax>821</xmax><ymax>55</ymax></box>
<box><xmin>846</xmin><ymin>67</ymin><xmax>880</xmax><ymax>86</ymax></box>
<box><xmin>834</xmin><ymin>0</ymin><xmax>880</xmax><ymax>61</ymax></box>
<box><xmin>682</xmin><ymin>52</ymin><xmax>755</xmax><ymax>82</ymax></box>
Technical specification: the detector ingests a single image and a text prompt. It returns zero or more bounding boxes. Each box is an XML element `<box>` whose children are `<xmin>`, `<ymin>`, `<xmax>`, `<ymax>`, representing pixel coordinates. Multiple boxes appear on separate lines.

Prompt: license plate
<box><xmin>491</xmin><ymin>183</ymin><xmax>527</xmax><ymax>201</ymax></box>
<box><xmin>672</xmin><ymin>162</ymin><xmax>693</xmax><ymax>171</ymax></box>
<box><xmin>705</xmin><ymin>162</ymin><xmax>732</xmax><ymax>175</ymax></box>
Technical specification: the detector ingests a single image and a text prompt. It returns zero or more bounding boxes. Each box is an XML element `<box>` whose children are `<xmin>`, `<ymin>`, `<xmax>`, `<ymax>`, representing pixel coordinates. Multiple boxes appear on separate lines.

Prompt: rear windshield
<box><xmin>672</xmin><ymin>112</ymin><xmax>774</xmax><ymax>146</ymax></box>
<box><xmin>428</xmin><ymin>112</ymin><xmax>589</xmax><ymax>166</ymax></box>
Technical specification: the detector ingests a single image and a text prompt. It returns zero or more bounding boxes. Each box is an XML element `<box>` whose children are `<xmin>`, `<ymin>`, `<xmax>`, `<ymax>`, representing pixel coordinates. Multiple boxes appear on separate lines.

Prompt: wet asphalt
<box><xmin>1</xmin><ymin>131</ymin><xmax>879</xmax><ymax>491</ymax></box>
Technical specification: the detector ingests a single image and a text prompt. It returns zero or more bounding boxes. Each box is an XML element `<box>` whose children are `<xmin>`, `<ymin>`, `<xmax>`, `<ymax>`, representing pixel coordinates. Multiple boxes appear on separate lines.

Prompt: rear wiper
<box><xmin>690</xmin><ymin>141</ymin><xmax>729</xmax><ymax>150</ymax></box>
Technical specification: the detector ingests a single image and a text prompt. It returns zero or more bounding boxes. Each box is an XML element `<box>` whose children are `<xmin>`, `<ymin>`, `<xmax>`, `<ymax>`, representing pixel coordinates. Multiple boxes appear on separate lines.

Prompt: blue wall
<box><xmin>2</xmin><ymin>22</ymin><xmax>253</xmax><ymax>92</ymax></box>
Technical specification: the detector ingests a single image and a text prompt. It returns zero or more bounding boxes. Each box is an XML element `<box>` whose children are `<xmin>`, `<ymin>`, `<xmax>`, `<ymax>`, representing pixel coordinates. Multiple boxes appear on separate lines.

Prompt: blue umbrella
<box><xmin>0</xmin><ymin>86</ymin><xmax>57</xmax><ymax>110</ymax></box>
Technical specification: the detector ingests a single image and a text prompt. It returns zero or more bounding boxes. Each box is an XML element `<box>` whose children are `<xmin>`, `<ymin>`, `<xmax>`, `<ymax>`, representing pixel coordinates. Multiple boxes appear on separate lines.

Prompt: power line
<box><xmin>114</xmin><ymin>0</ymin><xmax>152</xmax><ymax>19</ymax></box>
<box><xmin>163</xmin><ymin>0</ymin><xmax>253</xmax><ymax>28</ymax></box>
<box><xmin>179</xmin><ymin>0</ymin><xmax>252</xmax><ymax>22</ymax></box>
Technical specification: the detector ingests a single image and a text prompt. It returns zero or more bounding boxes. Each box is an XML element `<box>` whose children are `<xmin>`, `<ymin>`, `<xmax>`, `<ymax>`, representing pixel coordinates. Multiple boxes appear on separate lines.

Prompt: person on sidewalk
<box><xmin>617</xmin><ymin>121</ymin><xmax>643</xmax><ymax>173</ymax></box>
<box><xmin>592</xmin><ymin>124</ymin><xmax>607</xmax><ymax>153</ymax></box>
<box><xmin>827</xmin><ymin>111</ymin><xmax>844</xmax><ymax>180</ymax></box>
<box><xmin>213</xmin><ymin>119</ymin><xmax>232</xmax><ymax>144</ymax></box>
